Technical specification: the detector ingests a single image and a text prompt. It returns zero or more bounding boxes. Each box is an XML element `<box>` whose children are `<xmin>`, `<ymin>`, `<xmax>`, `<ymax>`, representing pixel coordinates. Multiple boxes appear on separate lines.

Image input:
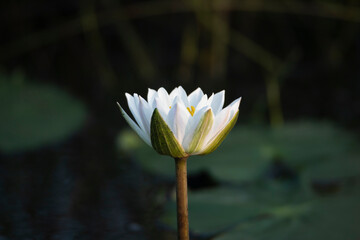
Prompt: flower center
<box><xmin>187</xmin><ymin>106</ymin><xmax>195</xmax><ymax>116</ymax></box>
<box><xmin>169</xmin><ymin>106</ymin><xmax>196</xmax><ymax>116</ymax></box>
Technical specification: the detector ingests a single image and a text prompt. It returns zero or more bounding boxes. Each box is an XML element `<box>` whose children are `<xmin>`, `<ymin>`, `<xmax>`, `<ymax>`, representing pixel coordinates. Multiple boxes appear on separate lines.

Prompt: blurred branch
<box><xmin>229</xmin><ymin>1</ymin><xmax>360</xmax><ymax>23</ymax></box>
<box><xmin>2</xmin><ymin>1</ymin><xmax>360</xmax><ymax>61</ymax></box>
<box><xmin>80</xmin><ymin>0</ymin><xmax>118</xmax><ymax>89</ymax></box>
<box><xmin>188</xmin><ymin>0</ymin><xmax>301</xmax><ymax>127</ymax></box>
<box><xmin>265</xmin><ymin>74</ymin><xmax>284</xmax><ymax>127</ymax></box>
<box><xmin>188</xmin><ymin>0</ymin><xmax>284</xmax><ymax>127</ymax></box>
<box><xmin>103</xmin><ymin>0</ymin><xmax>158</xmax><ymax>82</ymax></box>
<box><xmin>119</xmin><ymin>0</ymin><xmax>360</xmax><ymax>22</ymax></box>
<box><xmin>0</xmin><ymin>18</ymin><xmax>83</xmax><ymax>61</ymax></box>
<box><xmin>178</xmin><ymin>24</ymin><xmax>199</xmax><ymax>84</ymax></box>
<box><xmin>188</xmin><ymin>0</ymin><xmax>283</xmax><ymax>72</ymax></box>
<box><xmin>210</xmin><ymin>0</ymin><xmax>230</xmax><ymax>81</ymax></box>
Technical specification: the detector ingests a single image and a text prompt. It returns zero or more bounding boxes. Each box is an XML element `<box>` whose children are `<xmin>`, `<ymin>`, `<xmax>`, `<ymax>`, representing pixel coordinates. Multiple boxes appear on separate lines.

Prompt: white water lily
<box><xmin>117</xmin><ymin>86</ymin><xmax>241</xmax><ymax>158</ymax></box>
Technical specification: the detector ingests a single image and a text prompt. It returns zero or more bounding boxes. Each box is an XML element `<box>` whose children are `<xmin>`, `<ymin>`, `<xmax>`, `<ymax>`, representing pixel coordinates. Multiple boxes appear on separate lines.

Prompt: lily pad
<box><xmin>160</xmin><ymin>185</ymin><xmax>360</xmax><ymax>239</ymax></box>
<box><xmin>160</xmin><ymin>186</ymin><xmax>312</xmax><ymax>235</ymax></box>
<box><xmin>217</xmin><ymin>193</ymin><xmax>360</xmax><ymax>240</ymax></box>
<box><xmin>302</xmin><ymin>155</ymin><xmax>360</xmax><ymax>182</ymax></box>
<box><xmin>267</xmin><ymin>122</ymin><xmax>357</xmax><ymax>166</ymax></box>
<box><xmin>134</xmin><ymin>122</ymin><xmax>358</xmax><ymax>183</ymax></box>
<box><xmin>148</xmin><ymin>121</ymin><xmax>360</xmax><ymax>239</ymax></box>
<box><xmin>0</xmin><ymin>79</ymin><xmax>87</xmax><ymax>153</ymax></box>
<box><xmin>161</xmin><ymin>187</ymin><xmax>265</xmax><ymax>234</ymax></box>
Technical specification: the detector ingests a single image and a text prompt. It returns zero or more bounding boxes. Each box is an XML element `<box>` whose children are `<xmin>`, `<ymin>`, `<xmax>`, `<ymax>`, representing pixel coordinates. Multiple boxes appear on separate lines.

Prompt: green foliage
<box><xmin>116</xmin><ymin>129</ymin><xmax>144</xmax><ymax>152</ymax></box>
<box><xmin>134</xmin><ymin>122</ymin><xmax>358</xmax><ymax>183</ymax></box>
<box><xmin>160</xmin><ymin>180</ymin><xmax>360</xmax><ymax>240</ymax></box>
<box><xmin>130</xmin><ymin>122</ymin><xmax>360</xmax><ymax>239</ymax></box>
<box><xmin>216</xmin><ymin>193</ymin><xmax>360</xmax><ymax>240</ymax></box>
<box><xmin>161</xmin><ymin>187</ymin><xmax>264</xmax><ymax>234</ymax></box>
<box><xmin>0</xmin><ymin>74</ymin><xmax>87</xmax><ymax>153</ymax></box>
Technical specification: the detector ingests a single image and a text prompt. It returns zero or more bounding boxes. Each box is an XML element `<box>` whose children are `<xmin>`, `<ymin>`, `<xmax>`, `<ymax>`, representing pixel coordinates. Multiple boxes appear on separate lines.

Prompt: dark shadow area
<box><xmin>1</xmin><ymin>0</ymin><xmax>360</xmax><ymax>239</ymax></box>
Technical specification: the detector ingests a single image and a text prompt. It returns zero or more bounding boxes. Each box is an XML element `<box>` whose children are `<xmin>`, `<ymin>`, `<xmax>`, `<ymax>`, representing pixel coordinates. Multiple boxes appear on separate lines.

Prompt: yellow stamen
<box><xmin>187</xmin><ymin>106</ymin><xmax>195</xmax><ymax>116</ymax></box>
<box><xmin>169</xmin><ymin>105</ymin><xmax>195</xmax><ymax>116</ymax></box>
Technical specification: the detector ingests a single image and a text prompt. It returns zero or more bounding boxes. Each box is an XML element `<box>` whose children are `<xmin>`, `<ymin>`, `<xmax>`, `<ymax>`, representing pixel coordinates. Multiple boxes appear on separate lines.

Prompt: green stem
<box><xmin>175</xmin><ymin>157</ymin><xmax>189</xmax><ymax>240</ymax></box>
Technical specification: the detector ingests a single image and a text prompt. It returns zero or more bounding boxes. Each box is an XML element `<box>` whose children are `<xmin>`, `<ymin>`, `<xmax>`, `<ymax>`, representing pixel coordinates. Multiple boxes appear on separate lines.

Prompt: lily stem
<box><xmin>175</xmin><ymin>157</ymin><xmax>189</xmax><ymax>240</ymax></box>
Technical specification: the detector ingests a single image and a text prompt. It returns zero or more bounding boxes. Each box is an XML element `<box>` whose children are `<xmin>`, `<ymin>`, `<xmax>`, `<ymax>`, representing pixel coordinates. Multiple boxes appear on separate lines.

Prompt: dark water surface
<box><xmin>0</xmin><ymin>120</ymin><xmax>164</xmax><ymax>240</ymax></box>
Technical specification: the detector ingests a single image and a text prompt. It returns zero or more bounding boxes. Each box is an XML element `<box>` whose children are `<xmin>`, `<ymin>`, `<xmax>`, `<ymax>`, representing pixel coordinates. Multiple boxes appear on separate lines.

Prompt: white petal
<box><xmin>198</xmin><ymin>109</ymin><xmax>239</xmax><ymax>155</ymax></box>
<box><xmin>182</xmin><ymin>106</ymin><xmax>210</xmax><ymax>150</ymax></box>
<box><xmin>202</xmin><ymin>97</ymin><xmax>241</xmax><ymax>148</ymax></box>
<box><xmin>203</xmin><ymin>105</ymin><xmax>231</xmax><ymax>146</ymax></box>
<box><xmin>134</xmin><ymin>94</ymin><xmax>151</xmax><ymax>133</ymax></box>
<box><xmin>170</xmin><ymin>95</ymin><xmax>180</xmax><ymax>107</ymax></box>
<box><xmin>166</xmin><ymin>103</ymin><xmax>176</xmax><ymax>130</ymax></box>
<box><xmin>229</xmin><ymin>97</ymin><xmax>241</xmax><ymax>108</ymax></box>
<box><xmin>169</xmin><ymin>87</ymin><xmax>179</xmax><ymax>101</ymax></box>
<box><xmin>195</xmin><ymin>94</ymin><xmax>208</xmax><ymax>110</ymax></box>
<box><xmin>147</xmin><ymin>88</ymin><xmax>157</xmax><ymax>108</ymax></box>
<box><xmin>154</xmin><ymin>96</ymin><xmax>170</xmax><ymax>120</ymax></box>
<box><xmin>138</xmin><ymin>96</ymin><xmax>153</xmax><ymax>135</ymax></box>
<box><xmin>210</xmin><ymin>90</ymin><xmax>225</xmax><ymax>115</ymax></box>
<box><xmin>228</xmin><ymin>97</ymin><xmax>242</xmax><ymax>119</ymax></box>
<box><xmin>188</xmin><ymin>88</ymin><xmax>204</xmax><ymax>107</ymax></box>
<box><xmin>166</xmin><ymin>101</ymin><xmax>189</xmax><ymax>144</ymax></box>
<box><xmin>117</xmin><ymin>102</ymin><xmax>151</xmax><ymax>146</ymax></box>
<box><xmin>177</xmin><ymin>86</ymin><xmax>190</xmax><ymax>107</ymax></box>
<box><xmin>125</xmin><ymin>93</ymin><xmax>146</xmax><ymax>132</ymax></box>
<box><xmin>157</xmin><ymin>87</ymin><xmax>171</xmax><ymax>106</ymax></box>
<box><xmin>207</xmin><ymin>93</ymin><xmax>214</xmax><ymax>105</ymax></box>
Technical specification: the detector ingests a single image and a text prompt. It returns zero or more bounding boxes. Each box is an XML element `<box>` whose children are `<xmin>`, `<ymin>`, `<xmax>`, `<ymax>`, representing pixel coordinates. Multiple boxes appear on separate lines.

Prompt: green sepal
<box><xmin>201</xmin><ymin>110</ymin><xmax>239</xmax><ymax>155</ymax></box>
<box><xmin>150</xmin><ymin>108</ymin><xmax>187</xmax><ymax>158</ymax></box>
<box><xmin>187</xmin><ymin>109</ymin><xmax>214</xmax><ymax>153</ymax></box>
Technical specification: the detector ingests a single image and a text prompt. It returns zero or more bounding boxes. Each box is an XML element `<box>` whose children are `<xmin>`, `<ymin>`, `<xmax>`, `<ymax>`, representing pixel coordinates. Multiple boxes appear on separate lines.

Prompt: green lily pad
<box><xmin>300</xmin><ymin>154</ymin><xmax>360</xmax><ymax>194</ymax></box>
<box><xmin>161</xmin><ymin>187</ymin><xmax>265</xmax><ymax>234</ymax></box>
<box><xmin>302</xmin><ymin>155</ymin><xmax>360</xmax><ymax>181</ymax></box>
<box><xmin>0</xmin><ymin>79</ymin><xmax>87</xmax><ymax>153</ymax></box>
<box><xmin>217</xmin><ymin>193</ymin><xmax>360</xmax><ymax>240</ymax></box>
<box><xmin>160</xmin><ymin>186</ymin><xmax>312</xmax><ymax>235</ymax></box>
<box><xmin>133</xmin><ymin>126</ymin><xmax>270</xmax><ymax>181</ymax></box>
<box><xmin>134</xmin><ymin>122</ymin><xmax>358</xmax><ymax>183</ymax></box>
<box><xmin>134</xmin><ymin>121</ymin><xmax>360</xmax><ymax>238</ymax></box>
<box><xmin>268</xmin><ymin>122</ymin><xmax>357</xmax><ymax>166</ymax></box>
<box><xmin>154</xmin><ymin>121</ymin><xmax>360</xmax><ymax>238</ymax></box>
<box><xmin>160</xmin><ymin>186</ymin><xmax>360</xmax><ymax>239</ymax></box>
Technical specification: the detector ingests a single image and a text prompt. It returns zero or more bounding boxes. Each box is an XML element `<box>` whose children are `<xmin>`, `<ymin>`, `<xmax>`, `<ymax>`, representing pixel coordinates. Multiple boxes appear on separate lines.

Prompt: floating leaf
<box><xmin>160</xmin><ymin>186</ymin><xmax>311</xmax><ymax>235</ymax></box>
<box><xmin>160</xmin><ymin>187</ymin><xmax>266</xmax><ymax>234</ymax></box>
<box><xmin>153</xmin><ymin>122</ymin><xmax>360</xmax><ymax>239</ymax></box>
<box><xmin>217</xmin><ymin>193</ymin><xmax>360</xmax><ymax>240</ymax></box>
<box><xmin>135</xmin><ymin>122</ymin><xmax>359</xmax><ymax>183</ymax></box>
<box><xmin>0</xmin><ymin>80</ymin><xmax>87</xmax><ymax>153</ymax></box>
<box><xmin>302</xmin><ymin>155</ymin><xmax>360</xmax><ymax>182</ymax></box>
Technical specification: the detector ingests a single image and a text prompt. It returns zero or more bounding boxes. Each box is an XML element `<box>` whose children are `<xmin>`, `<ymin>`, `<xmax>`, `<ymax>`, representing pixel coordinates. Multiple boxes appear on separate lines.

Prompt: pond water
<box><xmin>0</xmin><ymin>122</ymin><xmax>164</xmax><ymax>240</ymax></box>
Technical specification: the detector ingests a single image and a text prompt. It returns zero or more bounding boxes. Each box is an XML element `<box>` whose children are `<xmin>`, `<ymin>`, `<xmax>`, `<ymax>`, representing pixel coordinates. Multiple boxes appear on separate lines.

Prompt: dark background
<box><xmin>0</xmin><ymin>0</ymin><xmax>360</xmax><ymax>239</ymax></box>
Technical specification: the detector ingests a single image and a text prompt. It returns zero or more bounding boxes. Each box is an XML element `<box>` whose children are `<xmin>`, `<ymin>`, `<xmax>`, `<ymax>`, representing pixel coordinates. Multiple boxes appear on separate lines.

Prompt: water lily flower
<box><xmin>117</xmin><ymin>86</ymin><xmax>241</xmax><ymax>158</ymax></box>
<box><xmin>118</xmin><ymin>86</ymin><xmax>241</xmax><ymax>240</ymax></box>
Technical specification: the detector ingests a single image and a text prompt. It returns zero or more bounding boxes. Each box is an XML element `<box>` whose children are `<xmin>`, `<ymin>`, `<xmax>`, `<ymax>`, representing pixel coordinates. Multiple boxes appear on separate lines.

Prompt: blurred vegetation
<box><xmin>1</xmin><ymin>0</ymin><xmax>360</xmax><ymax>126</ymax></box>
<box><xmin>0</xmin><ymin>0</ymin><xmax>360</xmax><ymax>239</ymax></box>
<box><xmin>0</xmin><ymin>72</ymin><xmax>87</xmax><ymax>153</ymax></box>
<box><xmin>128</xmin><ymin>122</ymin><xmax>360</xmax><ymax>239</ymax></box>
<box><xmin>134</xmin><ymin>122</ymin><xmax>358</xmax><ymax>182</ymax></box>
